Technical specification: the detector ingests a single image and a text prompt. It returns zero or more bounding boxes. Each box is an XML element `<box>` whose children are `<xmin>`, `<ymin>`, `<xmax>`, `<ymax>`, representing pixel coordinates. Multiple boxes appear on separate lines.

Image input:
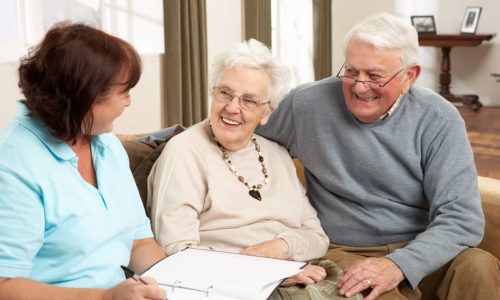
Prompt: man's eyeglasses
<box><xmin>212</xmin><ymin>87</ymin><xmax>270</xmax><ymax>111</ymax></box>
<box><xmin>336</xmin><ymin>63</ymin><xmax>406</xmax><ymax>90</ymax></box>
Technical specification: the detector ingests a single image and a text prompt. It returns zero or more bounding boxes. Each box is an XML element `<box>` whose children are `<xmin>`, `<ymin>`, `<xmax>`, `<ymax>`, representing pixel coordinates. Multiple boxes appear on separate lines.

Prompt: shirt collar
<box><xmin>374</xmin><ymin>93</ymin><xmax>405</xmax><ymax>123</ymax></box>
<box><xmin>15</xmin><ymin>101</ymin><xmax>109</xmax><ymax>161</ymax></box>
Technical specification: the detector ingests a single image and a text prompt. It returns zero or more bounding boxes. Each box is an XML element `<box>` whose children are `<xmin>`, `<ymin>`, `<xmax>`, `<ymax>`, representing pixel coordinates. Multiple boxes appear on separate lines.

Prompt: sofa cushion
<box><xmin>122</xmin><ymin>125</ymin><xmax>185</xmax><ymax>209</ymax></box>
<box><xmin>478</xmin><ymin>176</ymin><xmax>500</xmax><ymax>260</ymax></box>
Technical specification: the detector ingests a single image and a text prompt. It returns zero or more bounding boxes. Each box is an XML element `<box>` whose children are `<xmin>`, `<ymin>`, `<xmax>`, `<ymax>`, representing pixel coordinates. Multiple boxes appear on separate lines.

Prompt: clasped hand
<box><xmin>337</xmin><ymin>257</ymin><xmax>404</xmax><ymax>300</ymax></box>
<box><xmin>280</xmin><ymin>264</ymin><xmax>327</xmax><ymax>286</ymax></box>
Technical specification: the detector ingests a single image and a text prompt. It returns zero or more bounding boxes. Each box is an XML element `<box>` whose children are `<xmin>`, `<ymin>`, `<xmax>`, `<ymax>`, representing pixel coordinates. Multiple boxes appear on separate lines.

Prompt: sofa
<box><xmin>120</xmin><ymin>131</ymin><xmax>500</xmax><ymax>262</ymax></box>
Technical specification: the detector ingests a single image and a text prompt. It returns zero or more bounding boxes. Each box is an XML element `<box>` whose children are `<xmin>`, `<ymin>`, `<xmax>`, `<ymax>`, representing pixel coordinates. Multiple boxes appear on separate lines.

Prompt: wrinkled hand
<box><xmin>337</xmin><ymin>257</ymin><xmax>404</xmax><ymax>300</ymax></box>
<box><xmin>240</xmin><ymin>238</ymin><xmax>289</xmax><ymax>260</ymax></box>
<box><xmin>103</xmin><ymin>277</ymin><xmax>166</xmax><ymax>300</ymax></box>
<box><xmin>281</xmin><ymin>264</ymin><xmax>326</xmax><ymax>286</ymax></box>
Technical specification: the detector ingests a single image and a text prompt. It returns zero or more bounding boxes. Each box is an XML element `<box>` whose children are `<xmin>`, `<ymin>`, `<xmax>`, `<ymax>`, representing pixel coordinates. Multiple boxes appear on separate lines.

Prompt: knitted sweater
<box><xmin>256</xmin><ymin>77</ymin><xmax>484</xmax><ymax>288</ymax></box>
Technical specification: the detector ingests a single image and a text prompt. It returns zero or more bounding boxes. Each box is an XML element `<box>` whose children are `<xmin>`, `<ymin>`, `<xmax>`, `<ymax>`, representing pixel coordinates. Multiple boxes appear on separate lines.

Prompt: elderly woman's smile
<box><xmin>221</xmin><ymin>116</ymin><xmax>241</xmax><ymax>126</ymax></box>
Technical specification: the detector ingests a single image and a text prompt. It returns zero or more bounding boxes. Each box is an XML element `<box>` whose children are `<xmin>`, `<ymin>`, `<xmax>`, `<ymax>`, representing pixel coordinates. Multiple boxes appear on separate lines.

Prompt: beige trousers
<box><xmin>324</xmin><ymin>242</ymin><xmax>500</xmax><ymax>300</ymax></box>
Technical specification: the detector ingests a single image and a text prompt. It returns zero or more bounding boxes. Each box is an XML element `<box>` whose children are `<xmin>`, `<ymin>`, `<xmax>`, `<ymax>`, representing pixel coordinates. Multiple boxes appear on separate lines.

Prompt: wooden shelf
<box><xmin>418</xmin><ymin>34</ymin><xmax>495</xmax><ymax>47</ymax></box>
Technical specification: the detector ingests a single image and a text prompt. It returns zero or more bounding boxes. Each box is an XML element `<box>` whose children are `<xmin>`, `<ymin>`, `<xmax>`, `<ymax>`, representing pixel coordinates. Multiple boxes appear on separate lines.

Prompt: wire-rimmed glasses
<box><xmin>336</xmin><ymin>63</ymin><xmax>406</xmax><ymax>90</ymax></box>
<box><xmin>212</xmin><ymin>87</ymin><xmax>270</xmax><ymax>111</ymax></box>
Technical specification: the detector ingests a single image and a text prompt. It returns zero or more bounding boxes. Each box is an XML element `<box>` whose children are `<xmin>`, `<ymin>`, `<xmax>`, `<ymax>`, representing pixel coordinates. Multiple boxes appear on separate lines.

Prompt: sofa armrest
<box><xmin>478</xmin><ymin>176</ymin><xmax>500</xmax><ymax>260</ymax></box>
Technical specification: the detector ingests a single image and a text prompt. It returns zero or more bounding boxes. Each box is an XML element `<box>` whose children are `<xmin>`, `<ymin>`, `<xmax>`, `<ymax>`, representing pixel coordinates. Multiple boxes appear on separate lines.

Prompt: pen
<box><xmin>121</xmin><ymin>265</ymin><xmax>148</xmax><ymax>285</ymax></box>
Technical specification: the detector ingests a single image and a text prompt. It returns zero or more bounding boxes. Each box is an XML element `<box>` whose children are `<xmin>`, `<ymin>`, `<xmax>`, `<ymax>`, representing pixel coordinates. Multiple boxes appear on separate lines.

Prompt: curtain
<box><xmin>244</xmin><ymin>0</ymin><xmax>272</xmax><ymax>47</ymax></box>
<box><xmin>313</xmin><ymin>0</ymin><xmax>332</xmax><ymax>80</ymax></box>
<box><xmin>163</xmin><ymin>0</ymin><xmax>208</xmax><ymax>127</ymax></box>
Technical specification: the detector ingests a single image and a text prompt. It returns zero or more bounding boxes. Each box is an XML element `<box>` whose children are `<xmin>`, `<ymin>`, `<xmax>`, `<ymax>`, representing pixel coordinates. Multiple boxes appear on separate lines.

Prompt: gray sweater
<box><xmin>256</xmin><ymin>77</ymin><xmax>484</xmax><ymax>288</ymax></box>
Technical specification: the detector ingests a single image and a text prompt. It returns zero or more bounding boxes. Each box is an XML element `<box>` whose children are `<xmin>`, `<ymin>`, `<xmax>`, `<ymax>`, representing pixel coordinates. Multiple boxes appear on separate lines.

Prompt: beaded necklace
<box><xmin>209</xmin><ymin>124</ymin><xmax>269</xmax><ymax>201</ymax></box>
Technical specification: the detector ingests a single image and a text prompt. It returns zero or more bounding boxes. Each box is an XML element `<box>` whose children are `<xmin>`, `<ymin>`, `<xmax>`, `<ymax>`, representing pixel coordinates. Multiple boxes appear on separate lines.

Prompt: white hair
<box><xmin>343</xmin><ymin>13</ymin><xmax>419</xmax><ymax>67</ymax></box>
<box><xmin>210</xmin><ymin>39</ymin><xmax>291</xmax><ymax>111</ymax></box>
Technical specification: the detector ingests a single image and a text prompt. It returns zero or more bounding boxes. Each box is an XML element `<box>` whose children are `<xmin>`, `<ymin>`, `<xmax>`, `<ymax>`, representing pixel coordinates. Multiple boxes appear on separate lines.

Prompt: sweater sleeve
<box><xmin>386</xmin><ymin>116</ymin><xmax>484</xmax><ymax>288</ymax></box>
<box><xmin>258</xmin><ymin>89</ymin><xmax>330</xmax><ymax>261</ymax></box>
<box><xmin>276</xmin><ymin>147</ymin><xmax>329</xmax><ymax>261</ymax></box>
<box><xmin>276</xmin><ymin>177</ymin><xmax>330</xmax><ymax>261</ymax></box>
<box><xmin>256</xmin><ymin>90</ymin><xmax>298</xmax><ymax>157</ymax></box>
<box><xmin>148</xmin><ymin>137</ymin><xmax>211</xmax><ymax>255</ymax></box>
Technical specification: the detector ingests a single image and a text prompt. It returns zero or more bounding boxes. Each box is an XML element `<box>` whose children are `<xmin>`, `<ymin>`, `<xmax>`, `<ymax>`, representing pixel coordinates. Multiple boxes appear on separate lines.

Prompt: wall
<box><xmin>0</xmin><ymin>61</ymin><xmax>23</xmax><ymax>128</ymax></box>
<box><xmin>206</xmin><ymin>0</ymin><xmax>243</xmax><ymax>79</ymax></box>
<box><xmin>113</xmin><ymin>54</ymin><xmax>163</xmax><ymax>134</ymax></box>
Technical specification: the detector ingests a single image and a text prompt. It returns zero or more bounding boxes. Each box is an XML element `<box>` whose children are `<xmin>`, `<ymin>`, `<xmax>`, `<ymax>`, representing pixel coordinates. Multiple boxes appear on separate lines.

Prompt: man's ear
<box><xmin>403</xmin><ymin>65</ymin><xmax>421</xmax><ymax>93</ymax></box>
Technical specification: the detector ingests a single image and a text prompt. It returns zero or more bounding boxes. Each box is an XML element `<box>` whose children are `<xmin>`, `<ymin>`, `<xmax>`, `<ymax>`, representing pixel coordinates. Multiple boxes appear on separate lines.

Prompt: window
<box><xmin>0</xmin><ymin>0</ymin><xmax>163</xmax><ymax>62</ymax></box>
<box><xmin>271</xmin><ymin>0</ymin><xmax>314</xmax><ymax>87</ymax></box>
<box><xmin>0</xmin><ymin>0</ymin><xmax>41</xmax><ymax>61</ymax></box>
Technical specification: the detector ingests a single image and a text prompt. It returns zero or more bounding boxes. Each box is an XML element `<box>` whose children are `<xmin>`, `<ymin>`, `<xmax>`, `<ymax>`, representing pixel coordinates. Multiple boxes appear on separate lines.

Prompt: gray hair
<box><xmin>210</xmin><ymin>39</ymin><xmax>291</xmax><ymax>111</ymax></box>
<box><xmin>343</xmin><ymin>13</ymin><xmax>419</xmax><ymax>67</ymax></box>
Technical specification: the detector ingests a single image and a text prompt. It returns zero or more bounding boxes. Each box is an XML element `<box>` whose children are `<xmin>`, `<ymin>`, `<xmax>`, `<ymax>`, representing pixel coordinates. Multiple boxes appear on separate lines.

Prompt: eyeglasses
<box><xmin>212</xmin><ymin>87</ymin><xmax>270</xmax><ymax>111</ymax></box>
<box><xmin>336</xmin><ymin>63</ymin><xmax>406</xmax><ymax>90</ymax></box>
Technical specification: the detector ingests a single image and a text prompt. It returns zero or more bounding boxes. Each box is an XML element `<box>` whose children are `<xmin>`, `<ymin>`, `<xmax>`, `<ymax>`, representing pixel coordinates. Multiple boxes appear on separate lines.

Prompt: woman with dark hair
<box><xmin>0</xmin><ymin>23</ymin><xmax>165</xmax><ymax>300</ymax></box>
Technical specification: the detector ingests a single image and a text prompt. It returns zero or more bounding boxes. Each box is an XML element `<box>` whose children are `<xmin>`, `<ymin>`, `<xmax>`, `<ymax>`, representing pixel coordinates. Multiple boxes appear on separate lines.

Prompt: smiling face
<box><xmin>89</xmin><ymin>83</ymin><xmax>131</xmax><ymax>135</ymax></box>
<box><xmin>209</xmin><ymin>67</ymin><xmax>271</xmax><ymax>151</ymax></box>
<box><xmin>342</xmin><ymin>38</ymin><xmax>419</xmax><ymax>123</ymax></box>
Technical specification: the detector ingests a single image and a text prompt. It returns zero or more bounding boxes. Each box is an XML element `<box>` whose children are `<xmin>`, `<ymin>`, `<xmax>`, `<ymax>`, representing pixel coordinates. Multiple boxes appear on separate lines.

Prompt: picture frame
<box><xmin>460</xmin><ymin>6</ymin><xmax>482</xmax><ymax>34</ymax></box>
<box><xmin>410</xmin><ymin>15</ymin><xmax>436</xmax><ymax>34</ymax></box>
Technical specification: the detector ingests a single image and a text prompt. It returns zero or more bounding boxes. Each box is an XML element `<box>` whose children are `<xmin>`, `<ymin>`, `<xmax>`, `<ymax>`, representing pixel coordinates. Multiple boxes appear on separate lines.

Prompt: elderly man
<box><xmin>257</xmin><ymin>13</ymin><xmax>500</xmax><ymax>299</ymax></box>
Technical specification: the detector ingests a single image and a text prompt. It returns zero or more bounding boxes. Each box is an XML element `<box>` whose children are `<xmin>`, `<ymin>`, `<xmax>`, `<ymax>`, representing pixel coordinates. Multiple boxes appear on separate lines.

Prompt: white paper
<box><xmin>142</xmin><ymin>248</ymin><xmax>305</xmax><ymax>300</ymax></box>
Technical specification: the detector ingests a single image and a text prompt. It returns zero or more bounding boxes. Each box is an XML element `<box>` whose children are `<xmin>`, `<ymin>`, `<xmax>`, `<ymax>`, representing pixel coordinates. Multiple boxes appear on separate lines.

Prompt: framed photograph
<box><xmin>461</xmin><ymin>7</ymin><xmax>482</xmax><ymax>34</ymax></box>
<box><xmin>411</xmin><ymin>15</ymin><xmax>436</xmax><ymax>34</ymax></box>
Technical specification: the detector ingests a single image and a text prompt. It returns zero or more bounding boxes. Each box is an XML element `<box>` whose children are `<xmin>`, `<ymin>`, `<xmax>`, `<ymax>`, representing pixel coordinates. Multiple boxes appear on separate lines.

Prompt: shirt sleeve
<box><xmin>0</xmin><ymin>167</ymin><xmax>44</xmax><ymax>278</ymax></box>
<box><xmin>108</xmin><ymin>134</ymin><xmax>153</xmax><ymax>241</ymax></box>
<box><xmin>386</xmin><ymin>116</ymin><xmax>484</xmax><ymax>288</ymax></box>
<box><xmin>148</xmin><ymin>139</ymin><xmax>209</xmax><ymax>255</ymax></box>
<box><xmin>132</xmin><ymin>186</ymin><xmax>154</xmax><ymax>241</ymax></box>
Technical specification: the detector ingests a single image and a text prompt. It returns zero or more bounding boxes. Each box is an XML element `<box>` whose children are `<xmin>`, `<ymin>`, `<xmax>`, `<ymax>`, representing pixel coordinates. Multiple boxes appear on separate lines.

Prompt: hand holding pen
<box><xmin>121</xmin><ymin>265</ymin><xmax>150</xmax><ymax>285</ymax></box>
<box><xmin>100</xmin><ymin>265</ymin><xmax>166</xmax><ymax>300</ymax></box>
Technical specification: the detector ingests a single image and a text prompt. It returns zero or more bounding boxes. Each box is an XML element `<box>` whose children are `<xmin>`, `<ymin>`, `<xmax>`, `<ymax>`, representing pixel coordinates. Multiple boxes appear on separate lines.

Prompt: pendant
<box><xmin>248</xmin><ymin>189</ymin><xmax>262</xmax><ymax>201</ymax></box>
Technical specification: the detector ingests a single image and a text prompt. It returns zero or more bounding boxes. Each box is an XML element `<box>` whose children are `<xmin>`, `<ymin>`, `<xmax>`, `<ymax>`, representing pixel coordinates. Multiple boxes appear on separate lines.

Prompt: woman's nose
<box><xmin>225</xmin><ymin>96</ymin><xmax>241</xmax><ymax>112</ymax></box>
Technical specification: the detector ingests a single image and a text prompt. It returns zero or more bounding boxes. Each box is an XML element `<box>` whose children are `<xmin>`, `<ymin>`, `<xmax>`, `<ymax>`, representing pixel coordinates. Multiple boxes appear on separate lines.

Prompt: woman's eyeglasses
<box><xmin>212</xmin><ymin>87</ymin><xmax>270</xmax><ymax>111</ymax></box>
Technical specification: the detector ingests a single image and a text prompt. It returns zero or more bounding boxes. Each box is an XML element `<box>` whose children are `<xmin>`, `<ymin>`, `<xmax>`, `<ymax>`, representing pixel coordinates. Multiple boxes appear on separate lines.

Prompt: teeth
<box><xmin>357</xmin><ymin>94</ymin><xmax>377</xmax><ymax>102</ymax></box>
<box><xmin>222</xmin><ymin>117</ymin><xmax>241</xmax><ymax>125</ymax></box>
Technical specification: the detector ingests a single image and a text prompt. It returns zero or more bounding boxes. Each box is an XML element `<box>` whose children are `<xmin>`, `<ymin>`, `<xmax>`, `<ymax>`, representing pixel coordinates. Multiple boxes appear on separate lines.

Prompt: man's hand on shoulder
<box><xmin>337</xmin><ymin>257</ymin><xmax>404</xmax><ymax>300</ymax></box>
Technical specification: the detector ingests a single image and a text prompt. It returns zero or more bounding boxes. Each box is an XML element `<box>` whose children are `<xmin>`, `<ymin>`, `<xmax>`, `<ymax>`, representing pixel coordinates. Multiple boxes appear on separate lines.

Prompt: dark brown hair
<box><xmin>18</xmin><ymin>22</ymin><xmax>141</xmax><ymax>143</ymax></box>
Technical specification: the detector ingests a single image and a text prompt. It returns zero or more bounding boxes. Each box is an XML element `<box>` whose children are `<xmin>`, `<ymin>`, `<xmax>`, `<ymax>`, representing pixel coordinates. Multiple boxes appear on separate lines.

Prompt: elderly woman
<box><xmin>148</xmin><ymin>40</ymin><xmax>355</xmax><ymax>299</ymax></box>
<box><xmin>0</xmin><ymin>23</ymin><xmax>165</xmax><ymax>300</ymax></box>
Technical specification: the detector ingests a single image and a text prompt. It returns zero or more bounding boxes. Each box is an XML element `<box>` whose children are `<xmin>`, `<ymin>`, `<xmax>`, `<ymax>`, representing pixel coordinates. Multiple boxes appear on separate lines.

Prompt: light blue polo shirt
<box><xmin>0</xmin><ymin>101</ymin><xmax>153</xmax><ymax>288</ymax></box>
